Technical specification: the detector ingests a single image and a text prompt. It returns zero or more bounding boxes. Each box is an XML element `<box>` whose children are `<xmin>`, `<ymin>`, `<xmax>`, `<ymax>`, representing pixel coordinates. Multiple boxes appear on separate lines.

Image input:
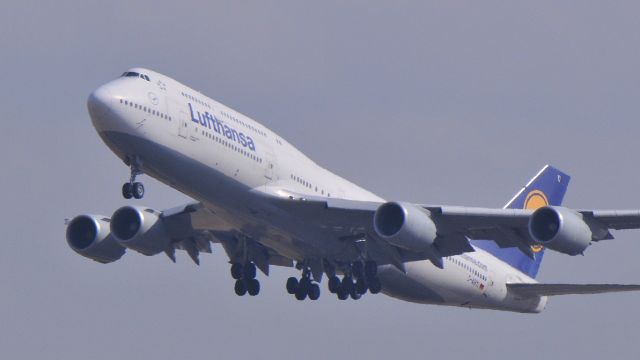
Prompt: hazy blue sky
<box><xmin>2</xmin><ymin>1</ymin><xmax>640</xmax><ymax>359</ymax></box>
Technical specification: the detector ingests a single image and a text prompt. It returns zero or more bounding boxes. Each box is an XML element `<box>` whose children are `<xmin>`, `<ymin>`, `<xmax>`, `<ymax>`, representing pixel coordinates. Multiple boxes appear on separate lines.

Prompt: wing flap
<box><xmin>507</xmin><ymin>283</ymin><xmax>640</xmax><ymax>297</ymax></box>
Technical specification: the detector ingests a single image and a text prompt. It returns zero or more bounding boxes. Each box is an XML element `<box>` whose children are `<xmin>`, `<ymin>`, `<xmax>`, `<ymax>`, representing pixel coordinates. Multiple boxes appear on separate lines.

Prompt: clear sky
<box><xmin>2</xmin><ymin>1</ymin><xmax>640</xmax><ymax>359</ymax></box>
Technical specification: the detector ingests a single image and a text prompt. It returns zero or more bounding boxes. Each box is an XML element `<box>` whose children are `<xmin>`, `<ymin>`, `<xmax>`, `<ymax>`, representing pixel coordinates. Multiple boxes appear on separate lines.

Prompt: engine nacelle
<box><xmin>528</xmin><ymin>206</ymin><xmax>592</xmax><ymax>255</ymax></box>
<box><xmin>110</xmin><ymin>206</ymin><xmax>172</xmax><ymax>256</ymax></box>
<box><xmin>373</xmin><ymin>202</ymin><xmax>438</xmax><ymax>252</ymax></box>
<box><xmin>66</xmin><ymin>215</ymin><xmax>126</xmax><ymax>263</ymax></box>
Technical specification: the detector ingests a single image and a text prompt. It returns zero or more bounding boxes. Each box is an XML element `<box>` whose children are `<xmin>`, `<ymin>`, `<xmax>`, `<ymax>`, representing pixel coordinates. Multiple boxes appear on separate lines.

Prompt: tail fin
<box><xmin>474</xmin><ymin>165</ymin><xmax>571</xmax><ymax>278</ymax></box>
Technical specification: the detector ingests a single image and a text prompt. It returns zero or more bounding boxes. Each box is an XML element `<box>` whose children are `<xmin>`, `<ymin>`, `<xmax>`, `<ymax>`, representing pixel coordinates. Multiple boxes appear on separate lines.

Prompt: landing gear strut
<box><xmin>122</xmin><ymin>156</ymin><xmax>144</xmax><ymax>199</ymax></box>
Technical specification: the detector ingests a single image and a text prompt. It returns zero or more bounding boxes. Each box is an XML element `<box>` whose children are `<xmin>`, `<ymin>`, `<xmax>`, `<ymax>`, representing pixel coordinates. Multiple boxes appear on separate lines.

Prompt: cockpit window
<box><xmin>121</xmin><ymin>72</ymin><xmax>151</xmax><ymax>82</ymax></box>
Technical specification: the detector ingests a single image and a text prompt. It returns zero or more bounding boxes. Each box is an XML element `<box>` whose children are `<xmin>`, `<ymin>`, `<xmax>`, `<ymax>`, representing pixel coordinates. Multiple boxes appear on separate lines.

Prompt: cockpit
<box><xmin>121</xmin><ymin>71</ymin><xmax>150</xmax><ymax>82</ymax></box>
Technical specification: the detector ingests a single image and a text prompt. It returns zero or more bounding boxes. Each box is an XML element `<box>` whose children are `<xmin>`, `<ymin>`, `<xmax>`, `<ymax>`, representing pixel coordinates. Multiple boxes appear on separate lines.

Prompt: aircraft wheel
<box><xmin>350</xmin><ymin>286</ymin><xmax>361</xmax><ymax>300</ymax></box>
<box><xmin>355</xmin><ymin>277</ymin><xmax>368</xmax><ymax>294</ymax></box>
<box><xmin>352</xmin><ymin>262</ymin><xmax>364</xmax><ymax>278</ymax></box>
<box><xmin>286</xmin><ymin>277</ymin><xmax>299</xmax><ymax>294</ymax></box>
<box><xmin>234</xmin><ymin>280</ymin><xmax>247</xmax><ymax>296</ymax></box>
<box><xmin>122</xmin><ymin>183</ymin><xmax>133</xmax><ymax>199</ymax></box>
<box><xmin>365</xmin><ymin>261</ymin><xmax>378</xmax><ymax>279</ymax></box>
<box><xmin>243</xmin><ymin>262</ymin><xmax>256</xmax><ymax>279</ymax></box>
<box><xmin>328</xmin><ymin>276</ymin><xmax>341</xmax><ymax>294</ymax></box>
<box><xmin>247</xmin><ymin>279</ymin><xmax>260</xmax><ymax>296</ymax></box>
<box><xmin>295</xmin><ymin>286</ymin><xmax>307</xmax><ymax>301</ymax></box>
<box><xmin>308</xmin><ymin>283</ymin><xmax>320</xmax><ymax>300</ymax></box>
<box><xmin>299</xmin><ymin>277</ymin><xmax>311</xmax><ymax>292</ymax></box>
<box><xmin>337</xmin><ymin>288</ymin><xmax>349</xmax><ymax>300</ymax></box>
<box><xmin>368</xmin><ymin>277</ymin><xmax>382</xmax><ymax>294</ymax></box>
<box><xmin>341</xmin><ymin>276</ymin><xmax>353</xmax><ymax>293</ymax></box>
<box><xmin>231</xmin><ymin>263</ymin><xmax>243</xmax><ymax>280</ymax></box>
<box><xmin>132</xmin><ymin>182</ymin><xmax>144</xmax><ymax>199</ymax></box>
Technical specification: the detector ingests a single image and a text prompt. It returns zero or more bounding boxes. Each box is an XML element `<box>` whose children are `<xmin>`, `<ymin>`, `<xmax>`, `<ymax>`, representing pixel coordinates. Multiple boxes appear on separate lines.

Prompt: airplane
<box><xmin>66</xmin><ymin>67</ymin><xmax>640</xmax><ymax>313</ymax></box>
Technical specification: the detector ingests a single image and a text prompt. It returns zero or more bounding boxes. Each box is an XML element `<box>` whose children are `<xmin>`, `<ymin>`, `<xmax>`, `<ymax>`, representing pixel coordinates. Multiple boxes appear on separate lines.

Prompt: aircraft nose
<box><xmin>87</xmin><ymin>84</ymin><xmax>114</xmax><ymax>117</ymax></box>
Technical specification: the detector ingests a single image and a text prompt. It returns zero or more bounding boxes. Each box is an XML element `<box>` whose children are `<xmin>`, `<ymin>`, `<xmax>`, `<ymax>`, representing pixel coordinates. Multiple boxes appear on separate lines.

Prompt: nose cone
<box><xmin>87</xmin><ymin>84</ymin><xmax>114</xmax><ymax>118</ymax></box>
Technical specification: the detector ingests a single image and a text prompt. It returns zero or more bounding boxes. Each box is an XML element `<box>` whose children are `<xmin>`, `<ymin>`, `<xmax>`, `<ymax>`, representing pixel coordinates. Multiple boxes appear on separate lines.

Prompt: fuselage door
<box><xmin>178</xmin><ymin>108</ymin><xmax>190</xmax><ymax>139</ymax></box>
<box><xmin>263</xmin><ymin>146</ymin><xmax>276</xmax><ymax>183</ymax></box>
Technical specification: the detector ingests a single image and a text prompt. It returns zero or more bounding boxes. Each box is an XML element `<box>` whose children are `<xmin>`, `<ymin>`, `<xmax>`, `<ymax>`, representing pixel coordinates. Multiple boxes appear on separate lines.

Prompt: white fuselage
<box><xmin>87</xmin><ymin>68</ymin><xmax>545</xmax><ymax>313</ymax></box>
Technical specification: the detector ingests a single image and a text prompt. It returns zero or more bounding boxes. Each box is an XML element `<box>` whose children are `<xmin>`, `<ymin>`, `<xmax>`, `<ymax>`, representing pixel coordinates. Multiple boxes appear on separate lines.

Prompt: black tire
<box><xmin>355</xmin><ymin>277</ymin><xmax>368</xmax><ymax>294</ymax></box>
<box><xmin>299</xmin><ymin>277</ymin><xmax>311</xmax><ymax>293</ymax></box>
<box><xmin>295</xmin><ymin>286</ymin><xmax>307</xmax><ymax>301</ymax></box>
<box><xmin>247</xmin><ymin>279</ymin><xmax>260</xmax><ymax>296</ymax></box>
<box><xmin>365</xmin><ymin>261</ymin><xmax>378</xmax><ymax>279</ymax></box>
<box><xmin>122</xmin><ymin>183</ymin><xmax>133</xmax><ymax>199</ymax></box>
<box><xmin>308</xmin><ymin>283</ymin><xmax>320</xmax><ymax>300</ymax></box>
<box><xmin>234</xmin><ymin>280</ymin><xmax>247</xmax><ymax>296</ymax></box>
<box><xmin>243</xmin><ymin>262</ymin><xmax>257</xmax><ymax>279</ymax></box>
<box><xmin>350</xmin><ymin>286</ymin><xmax>361</xmax><ymax>300</ymax></box>
<box><xmin>352</xmin><ymin>261</ymin><xmax>364</xmax><ymax>278</ymax></box>
<box><xmin>341</xmin><ymin>276</ymin><xmax>353</xmax><ymax>293</ymax></box>
<box><xmin>286</xmin><ymin>277</ymin><xmax>299</xmax><ymax>294</ymax></box>
<box><xmin>132</xmin><ymin>182</ymin><xmax>144</xmax><ymax>199</ymax></box>
<box><xmin>337</xmin><ymin>288</ymin><xmax>349</xmax><ymax>300</ymax></box>
<box><xmin>368</xmin><ymin>277</ymin><xmax>382</xmax><ymax>294</ymax></box>
<box><xmin>328</xmin><ymin>276</ymin><xmax>341</xmax><ymax>294</ymax></box>
<box><xmin>230</xmin><ymin>263</ymin><xmax>243</xmax><ymax>280</ymax></box>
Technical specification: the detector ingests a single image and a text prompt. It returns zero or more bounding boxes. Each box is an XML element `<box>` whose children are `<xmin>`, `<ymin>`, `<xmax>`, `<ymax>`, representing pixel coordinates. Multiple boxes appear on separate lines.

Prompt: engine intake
<box><xmin>111</xmin><ymin>206</ymin><xmax>172</xmax><ymax>256</ymax></box>
<box><xmin>528</xmin><ymin>206</ymin><xmax>592</xmax><ymax>255</ymax></box>
<box><xmin>373</xmin><ymin>202</ymin><xmax>438</xmax><ymax>253</ymax></box>
<box><xmin>66</xmin><ymin>215</ymin><xmax>126</xmax><ymax>263</ymax></box>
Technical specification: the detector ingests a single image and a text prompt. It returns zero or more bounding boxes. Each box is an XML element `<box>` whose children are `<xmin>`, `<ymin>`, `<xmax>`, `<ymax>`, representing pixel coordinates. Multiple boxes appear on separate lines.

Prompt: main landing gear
<box><xmin>285</xmin><ymin>260</ymin><xmax>381</xmax><ymax>301</ymax></box>
<box><xmin>122</xmin><ymin>157</ymin><xmax>145</xmax><ymax>199</ymax></box>
<box><xmin>286</xmin><ymin>268</ymin><xmax>321</xmax><ymax>301</ymax></box>
<box><xmin>231</xmin><ymin>262</ymin><xmax>261</xmax><ymax>296</ymax></box>
<box><xmin>327</xmin><ymin>261</ymin><xmax>381</xmax><ymax>301</ymax></box>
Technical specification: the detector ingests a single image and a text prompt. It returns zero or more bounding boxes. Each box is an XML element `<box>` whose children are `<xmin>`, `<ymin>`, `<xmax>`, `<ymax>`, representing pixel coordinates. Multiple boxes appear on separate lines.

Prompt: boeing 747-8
<box><xmin>66</xmin><ymin>68</ymin><xmax>640</xmax><ymax>313</ymax></box>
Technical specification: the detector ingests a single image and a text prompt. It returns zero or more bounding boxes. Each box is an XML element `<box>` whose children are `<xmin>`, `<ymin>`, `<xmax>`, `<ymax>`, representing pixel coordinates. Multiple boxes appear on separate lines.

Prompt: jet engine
<box><xmin>110</xmin><ymin>206</ymin><xmax>172</xmax><ymax>256</ymax></box>
<box><xmin>66</xmin><ymin>215</ymin><xmax>126</xmax><ymax>263</ymax></box>
<box><xmin>373</xmin><ymin>202</ymin><xmax>438</xmax><ymax>253</ymax></box>
<box><xmin>528</xmin><ymin>206</ymin><xmax>592</xmax><ymax>255</ymax></box>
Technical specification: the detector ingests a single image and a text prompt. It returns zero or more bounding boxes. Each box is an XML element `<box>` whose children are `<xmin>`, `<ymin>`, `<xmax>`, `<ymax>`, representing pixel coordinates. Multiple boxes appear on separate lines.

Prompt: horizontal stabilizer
<box><xmin>507</xmin><ymin>283</ymin><xmax>640</xmax><ymax>297</ymax></box>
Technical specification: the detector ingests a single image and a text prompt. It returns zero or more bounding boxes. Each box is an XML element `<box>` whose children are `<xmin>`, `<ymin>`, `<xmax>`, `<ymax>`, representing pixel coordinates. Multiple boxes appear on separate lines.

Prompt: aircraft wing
<box><xmin>156</xmin><ymin>202</ymin><xmax>293</xmax><ymax>272</ymax></box>
<box><xmin>423</xmin><ymin>206</ymin><xmax>640</xmax><ymax>256</ymax></box>
<box><xmin>269</xmin><ymin>192</ymin><xmax>640</xmax><ymax>263</ymax></box>
<box><xmin>507</xmin><ymin>283</ymin><xmax>640</xmax><ymax>297</ymax></box>
<box><xmin>578</xmin><ymin>209</ymin><xmax>640</xmax><ymax>230</ymax></box>
<box><xmin>145</xmin><ymin>194</ymin><xmax>640</xmax><ymax>274</ymax></box>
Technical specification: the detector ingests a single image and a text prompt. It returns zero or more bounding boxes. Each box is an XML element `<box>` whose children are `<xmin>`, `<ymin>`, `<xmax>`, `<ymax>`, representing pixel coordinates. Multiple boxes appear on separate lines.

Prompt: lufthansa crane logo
<box><xmin>525</xmin><ymin>190</ymin><xmax>548</xmax><ymax>253</ymax></box>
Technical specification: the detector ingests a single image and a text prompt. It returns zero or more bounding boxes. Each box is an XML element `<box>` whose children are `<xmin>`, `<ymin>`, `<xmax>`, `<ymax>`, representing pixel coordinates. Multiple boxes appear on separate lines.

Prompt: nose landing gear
<box><xmin>122</xmin><ymin>182</ymin><xmax>144</xmax><ymax>199</ymax></box>
<box><xmin>122</xmin><ymin>156</ymin><xmax>145</xmax><ymax>199</ymax></box>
